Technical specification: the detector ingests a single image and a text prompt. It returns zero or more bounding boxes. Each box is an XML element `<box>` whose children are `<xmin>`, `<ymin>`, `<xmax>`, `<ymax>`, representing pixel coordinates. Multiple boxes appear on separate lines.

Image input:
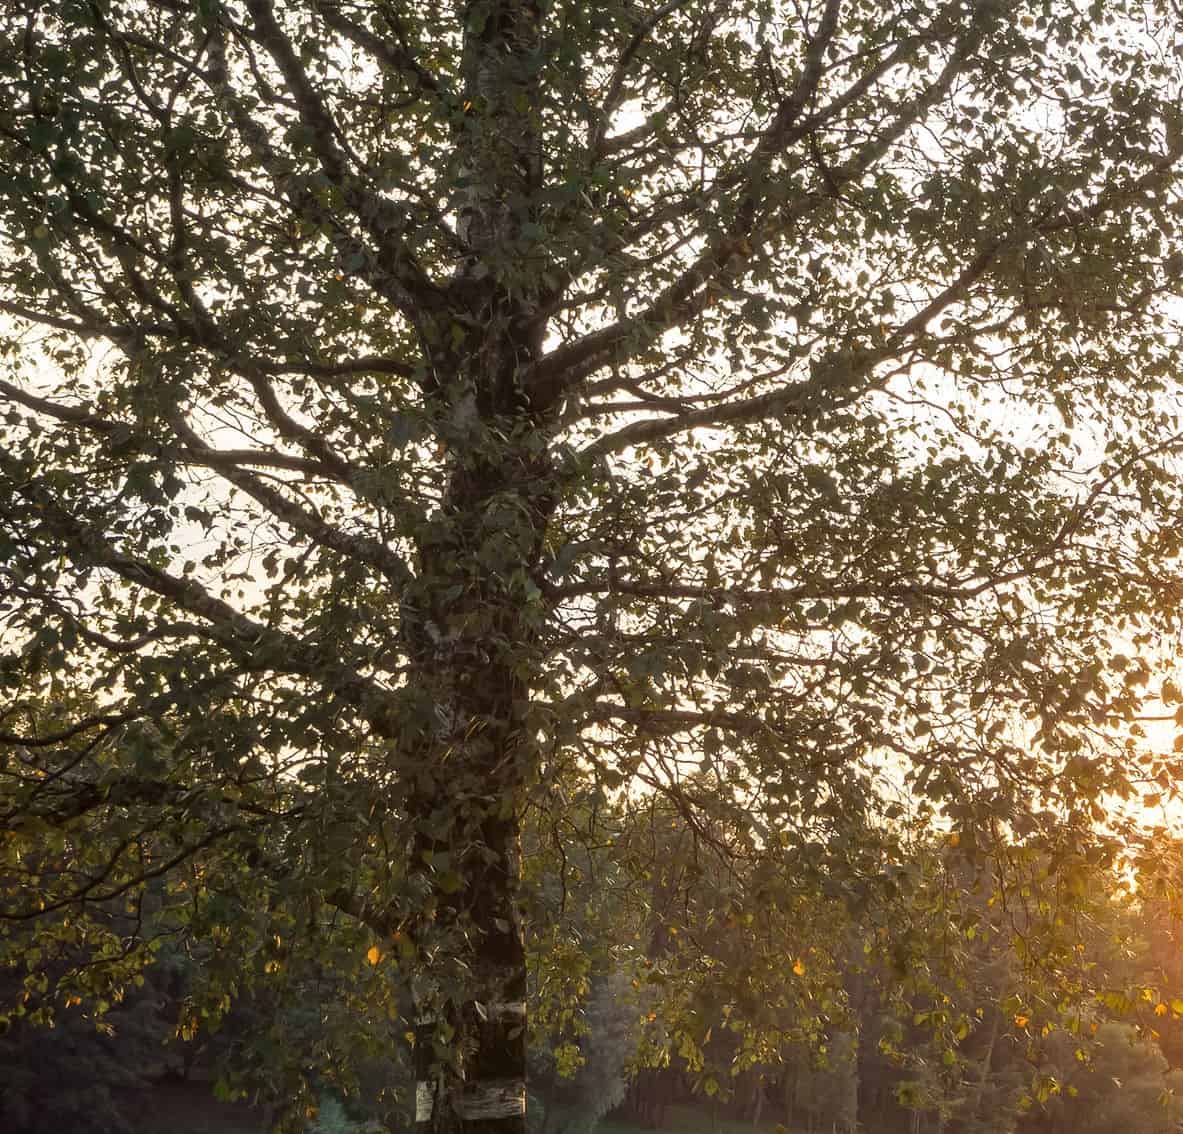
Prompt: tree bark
<box><xmin>402</xmin><ymin>0</ymin><xmax>547</xmax><ymax>1126</ymax></box>
<box><xmin>400</xmin><ymin>422</ymin><xmax>553</xmax><ymax>1134</ymax></box>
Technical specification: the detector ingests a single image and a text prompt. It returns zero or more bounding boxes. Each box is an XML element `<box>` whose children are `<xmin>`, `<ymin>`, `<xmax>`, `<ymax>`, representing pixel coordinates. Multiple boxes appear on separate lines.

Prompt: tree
<box><xmin>0</xmin><ymin>942</ymin><xmax>177</xmax><ymax>1134</ymax></box>
<box><xmin>529</xmin><ymin>970</ymin><xmax>635</xmax><ymax>1134</ymax></box>
<box><xmin>2</xmin><ymin>0</ymin><xmax>1183</xmax><ymax>1131</ymax></box>
<box><xmin>1025</xmin><ymin>1021</ymin><xmax>1183</xmax><ymax>1134</ymax></box>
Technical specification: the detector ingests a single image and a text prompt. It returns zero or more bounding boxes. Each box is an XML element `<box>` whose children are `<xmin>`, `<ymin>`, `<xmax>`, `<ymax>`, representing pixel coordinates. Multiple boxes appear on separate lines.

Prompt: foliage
<box><xmin>0</xmin><ymin>957</ymin><xmax>173</xmax><ymax>1134</ymax></box>
<box><xmin>1024</xmin><ymin>1021</ymin><xmax>1183</xmax><ymax>1134</ymax></box>
<box><xmin>795</xmin><ymin>1030</ymin><xmax>858</xmax><ymax>1134</ymax></box>
<box><xmin>530</xmin><ymin>971</ymin><xmax>635</xmax><ymax>1134</ymax></box>
<box><xmin>581</xmin><ymin>834</ymin><xmax>1183</xmax><ymax>1134</ymax></box>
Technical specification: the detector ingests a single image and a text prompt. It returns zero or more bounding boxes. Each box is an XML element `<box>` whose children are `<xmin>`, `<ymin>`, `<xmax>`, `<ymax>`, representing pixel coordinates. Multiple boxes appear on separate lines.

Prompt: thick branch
<box><xmin>0</xmin><ymin>379</ymin><xmax>328</xmax><ymax>477</ymax></box>
<box><xmin>529</xmin><ymin>16</ymin><xmax>969</xmax><ymax>405</ymax></box>
<box><xmin>0</xmin><ymin>377</ymin><xmax>416</xmax><ymax>587</ymax></box>
<box><xmin>1</xmin><ymin>456</ymin><xmax>399</xmax><ymax>735</ymax></box>
<box><xmin>312</xmin><ymin>0</ymin><xmax>444</xmax><ymax>98</ymax></box>
<box><xmin>166</xmin><ymin>410</ymin><xmax>414</xmax><ymax>587</ymax></box>
<box><xmin>207</xmin><ymin>10</ymin><xmax>449</xmax><ymax>328</ymax></box>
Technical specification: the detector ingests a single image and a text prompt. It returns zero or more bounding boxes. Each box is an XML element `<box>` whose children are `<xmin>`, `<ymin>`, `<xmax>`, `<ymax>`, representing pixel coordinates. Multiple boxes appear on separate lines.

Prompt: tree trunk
<box><xmin>970</xmin><ymin>1010</ymin><xmax>1000</xmax><ymax>1124</ymax></box>
<box><xmin>402</xmin><ymin>500</ymin><xmax>544</xmax><ymax>1118</ymax></box>
<box><xmin>397</xmin><ymin>401</ymin><xmax>553</xmax><ymax>1134</ymax></box>
<box><xmin>404</xmin><ymin>658</ymin><xmax>532</xmax><ymax>1134</ymax></box>
<box><xmin>402</xmin><ymin>1</ymin><xmax>546</xmax><ymax>1129</ymax></box>
<box><xmin>408</xmin><ymin>710</ymin><xmax>530</xmax><ymax>1134</ymax></box>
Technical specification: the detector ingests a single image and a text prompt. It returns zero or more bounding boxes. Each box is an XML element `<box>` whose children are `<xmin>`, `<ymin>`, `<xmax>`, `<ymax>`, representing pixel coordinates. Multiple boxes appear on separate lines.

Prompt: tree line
<box><xmin>8</xmin><ymin>774</ymin><xmax>1183</xmax><ymax>1134</ymax></box>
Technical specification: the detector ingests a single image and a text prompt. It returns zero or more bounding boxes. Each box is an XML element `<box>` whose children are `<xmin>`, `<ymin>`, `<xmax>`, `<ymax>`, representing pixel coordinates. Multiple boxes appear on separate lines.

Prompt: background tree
<box><xmin>0</xmin><ymin>944</ymin><xmax>177</xmax><ymax>1134</ymax></box>
<box><xmin>1021</xmin><ymin>1021</ymin><xmax>1183</xmax><ymax>1134</ymax></box>
<box><xmin>586</xmin><ymin>830</ymin><xmax>1183</xmax><ymax>1134</ymax></box>
<box><xmin>3</xmin><ymin>1</ymin><xmax>1183</xmax><ymax>1132</ymax></box>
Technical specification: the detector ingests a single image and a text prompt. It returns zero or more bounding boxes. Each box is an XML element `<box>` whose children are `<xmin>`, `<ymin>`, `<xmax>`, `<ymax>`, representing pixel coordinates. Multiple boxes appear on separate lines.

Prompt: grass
<box><xmin>598</xmin><ymin>1103</ymin><xmax>787</xmax><ymax>1134</ymax></box>
<box><xmin>124</xmin><ymin>1080</ymin><xmax>267</xmax><ymax>1134</ymax></box>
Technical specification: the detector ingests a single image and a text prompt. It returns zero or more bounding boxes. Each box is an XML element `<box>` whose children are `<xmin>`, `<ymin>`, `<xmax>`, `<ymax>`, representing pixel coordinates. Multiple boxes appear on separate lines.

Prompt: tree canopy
<box><xmin>2</xmin><ymin>0</ymin><xmax>1183</xmax><ymax>1131</ymax></box>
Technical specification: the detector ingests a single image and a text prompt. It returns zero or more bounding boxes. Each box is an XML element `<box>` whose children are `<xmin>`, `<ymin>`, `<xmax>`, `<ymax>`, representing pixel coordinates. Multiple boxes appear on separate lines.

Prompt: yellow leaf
<box><xmin>1157</xmin><ymin>1002</ymin><xmax>1170</xmax><ymax>1016</ymax></box>
<box><xmin>367</xmin><ymin>945</ymin><xmax>382</xmax><ymax>966</ymax></box>
<box><xmin>792</xmin><ymin>959</ymin><xmax>806</xmax><ymax>976</ymax></box>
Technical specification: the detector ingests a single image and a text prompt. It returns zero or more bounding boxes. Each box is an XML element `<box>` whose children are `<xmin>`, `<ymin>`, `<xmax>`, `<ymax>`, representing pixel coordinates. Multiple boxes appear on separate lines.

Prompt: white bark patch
<box><xmin>471</xmin><ymin>1000</ymin><xmax>525</xmax><ymax>1022</ymax></box>
<box><xmin>416</xmin><ymin>1081</ymin><xmax>434</xmax><ymax>1123</ymax></box>
<box><xmin>451</xmin><ymin>390</ymin><xmax>479</xmax><ymax>435</ymax></box>
<box><xmin>487</xmin><ymin>1001</ymin><xmax>526</xmax><ymax>1019</ymax></box>
<box><xmin>452</xmin><ymin>1079</ymin><xmax>527</xmax><ymax>1121</ymax></box>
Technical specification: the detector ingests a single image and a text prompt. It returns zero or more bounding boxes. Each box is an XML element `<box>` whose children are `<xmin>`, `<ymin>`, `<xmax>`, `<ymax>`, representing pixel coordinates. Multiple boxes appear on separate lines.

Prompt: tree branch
<box><xmin>208</xmin><ymin>7</ymin><xmax>449</xmax><ymax>329</ymax></box>
<box><xmin>0</xmin><ymin>379</ymin><xmax>331</xmax><ymax>477</ymax></box>
<box><xmin>1</xmin><ymin>455</ymin><xmax>400</xmax><ymax>735</ymax></box>
<box><xmin>528</xmin><ymin>14</ymin><xmax>969</xmax><ymax>406</ymax></box>
<box><xmin>312</xmin><ymin>0</ymin><xmax>444</xmax><ymax>99</ymax></box>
